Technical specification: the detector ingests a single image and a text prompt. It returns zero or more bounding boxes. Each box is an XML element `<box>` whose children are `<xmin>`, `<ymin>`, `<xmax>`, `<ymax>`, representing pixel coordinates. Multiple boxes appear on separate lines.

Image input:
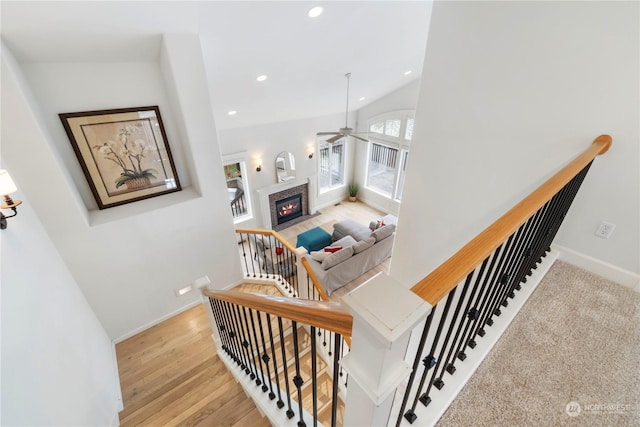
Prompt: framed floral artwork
<box><xmin>60</xmin><ymin>106</ymin><xmax>181</xmax><ymax>209</ymax></box>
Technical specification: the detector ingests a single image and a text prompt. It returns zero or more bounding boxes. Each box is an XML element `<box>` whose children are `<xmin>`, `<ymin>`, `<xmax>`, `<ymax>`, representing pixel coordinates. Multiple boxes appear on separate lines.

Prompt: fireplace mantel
<box><xmin>257</xmin><ymin>177</ymin><xmax>316</xmax><ymax>229</ymax></box>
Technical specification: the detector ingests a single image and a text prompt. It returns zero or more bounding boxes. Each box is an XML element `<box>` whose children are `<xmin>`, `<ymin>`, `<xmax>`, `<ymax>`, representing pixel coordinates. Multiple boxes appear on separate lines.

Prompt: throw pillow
<box><xmin>309</xmin><ymin>251</ymin><xmax>330</xmax><ymax>262</ymax></box>
<box><xmin>352</xmin><ymin>236</ymin><xmax>376</xmax><ymax>254</ymax></box>
<box><xmin>324</xmin><ymin>246</ymin><xmax>342</xmax><ymax>253</ymax></box>
<box><xmin>275</xmin><ymin>246</ymin><xmax>284</xmax><ymax>255</ymax></box>
<box><xmin>321</xmin><ymin>246</ymin><xmax>354</xmax><ymax>270</ymax></box>
<box><xmin>371</xmin><ymin>224</ymin><xmax>396</xmax><ymax>242</ymax></box>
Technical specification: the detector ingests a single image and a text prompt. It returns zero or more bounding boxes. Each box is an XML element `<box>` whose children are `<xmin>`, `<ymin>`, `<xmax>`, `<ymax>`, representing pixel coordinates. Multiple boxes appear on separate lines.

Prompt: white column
<box><xmin>340</xmin><ymin>274</ymin><xmax>431</xmax><ymax>426</ymax></box>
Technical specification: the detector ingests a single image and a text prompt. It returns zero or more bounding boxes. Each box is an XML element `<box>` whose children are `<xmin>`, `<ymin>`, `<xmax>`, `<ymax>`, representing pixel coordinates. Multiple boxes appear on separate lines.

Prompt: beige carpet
<box><xmin>437</xmin><ymin>261</ymin><xmax>639</xmax><ymax>427</ymax></box>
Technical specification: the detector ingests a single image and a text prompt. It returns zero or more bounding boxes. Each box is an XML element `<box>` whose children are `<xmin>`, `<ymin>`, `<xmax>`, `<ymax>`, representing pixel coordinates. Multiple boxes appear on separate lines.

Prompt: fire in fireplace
<box><xmin>275</xmin><ymin>194</ymin><xmax>302</xmax><ymax>225</ymax></box>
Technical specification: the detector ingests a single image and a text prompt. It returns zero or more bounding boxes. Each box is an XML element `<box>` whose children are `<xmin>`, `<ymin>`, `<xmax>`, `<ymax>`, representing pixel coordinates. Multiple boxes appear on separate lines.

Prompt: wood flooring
<box><xmin>116</xmin><ymin>304</ymin><xmax>271</xmax><ymax>427</ymax></box>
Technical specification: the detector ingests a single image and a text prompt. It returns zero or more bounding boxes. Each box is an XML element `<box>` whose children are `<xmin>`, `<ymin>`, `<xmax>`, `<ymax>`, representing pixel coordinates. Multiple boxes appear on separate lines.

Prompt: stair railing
<box><xmin>236</xmin><ymin>228</ymin><xmax>300</xmax><ymax>297</ymax></box>
<box><xmin>203</xmin><ymin>288</ymin><xmax>352</xmax><ymax>427</ymax></box>
<box><xmin>383</xmin><ymin>135</ymin><xmax>613</xmax><ymax>425</ymax></box>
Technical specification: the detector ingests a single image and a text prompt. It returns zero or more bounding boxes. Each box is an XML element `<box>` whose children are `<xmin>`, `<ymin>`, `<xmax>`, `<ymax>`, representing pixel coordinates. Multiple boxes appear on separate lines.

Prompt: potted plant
<box><xmin>348</xmin><ymin>182</ymin><xmax>359</xmax><ymax>202</ymax></box>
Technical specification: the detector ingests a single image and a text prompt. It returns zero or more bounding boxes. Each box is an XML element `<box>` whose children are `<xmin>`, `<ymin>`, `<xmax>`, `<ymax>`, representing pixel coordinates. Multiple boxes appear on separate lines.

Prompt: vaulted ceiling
<box><xmin>1</xmin><ymin>1</ymin><xmax>431</xmax><ymax>130</ymax></box>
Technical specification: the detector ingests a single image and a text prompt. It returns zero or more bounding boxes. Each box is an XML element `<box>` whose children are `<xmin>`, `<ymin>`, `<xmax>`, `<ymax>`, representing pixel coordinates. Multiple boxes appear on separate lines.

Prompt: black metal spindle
<box><xmin>419</xmin><ymin>287</ymin><xmax>459</xmax><ymax>403</ymax></box>
<box><xmin>278</xmin><ymin>317</ymin><xmax>295</xmax><ymax>419</ymax></box>
<box><xmin>467</xmin><ymin>233</ymin><xmax>516</xmax><ymax>346</ymax></box>
<box><xmin>311</xmin><ymin>326</ymin><xmax>318</xmax><ymax>427</ymax></box>
<box><xmin>210</xmin><ymin>299</ymin><xmax>233</xmax><ymax>359</ymax></box>
<box><xmin>256</xmin><ymin>310</ymin><xmax>276</xmax><ymax>398</ymax></box>
<box><xmin>266</xmin><ymin>313</ymin><xmax>285</xmax><ymax>409</ymax></box>
<box><xmin>399</xmin><ymin>310</ymin><xmax>436</xmax><ymax>425</ymax></box>
<box><xmin>432</xmin><ymin>272</ymin><xmax>475</xmax><ymax>387</ymax></box>
<box><xmin>443</xmin><ymin>256</ymin><xmax>490</xmax><ymax>373</ymax></box>
<box><xmin>224</xmin><ymin>301</ymin><xmax>250</xmax><ymax>373</ymax></box>
<box><xmin>291</xmin><ymin>321</ymin><xmax>306</xmax><ymax>426</ymax></box>
<box><xmin>331</xmin><ymin>333</ymin><xmax>342</xmax><ymax>427</ymax></box>
<box><xmin>233</xmin><ymin>304</ymin><xmax>256</xmax><ymax>379</ymax></box>
<box><xmin>242</xmin><ymin>307</ymin><xmax>265</xmax><ymax>387</ymax></box>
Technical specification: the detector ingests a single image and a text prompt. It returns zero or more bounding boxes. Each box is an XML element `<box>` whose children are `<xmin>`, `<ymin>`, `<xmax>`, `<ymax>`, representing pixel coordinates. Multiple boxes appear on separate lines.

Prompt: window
<box><xmin>222</xmin><ymin>153</ymin><xmax>253</xmax><ymax>223</ymax></box>
<box><xmin>318</xmin><ymin>139</ymin><xmax>345</xmax><ymax>192</ymax></box>
<box><xmin>365</xmin><ymin>110</ymin><xmax>414</xmax><ymax>201</ymax></box>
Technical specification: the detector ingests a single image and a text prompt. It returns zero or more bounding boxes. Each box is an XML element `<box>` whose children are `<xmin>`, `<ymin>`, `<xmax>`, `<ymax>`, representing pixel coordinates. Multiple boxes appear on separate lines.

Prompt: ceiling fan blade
<box><xmin>327</xmin><ymin>134</ymin><xmax>344</xmax><ymax>143</ymax></box>
<box><xmin>351</xmin><ymin>134</ymin><xmax>369</xmax><ymax>142</ymax></box>
<box><xmin>317</xmin><ymin>131</ymin><xmax>341</xmax><ymax>136</ymax></box>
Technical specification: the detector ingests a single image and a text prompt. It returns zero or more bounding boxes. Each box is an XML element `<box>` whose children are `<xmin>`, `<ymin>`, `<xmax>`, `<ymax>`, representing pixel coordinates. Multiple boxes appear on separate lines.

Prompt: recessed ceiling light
<box><xmin>308</xmin><ymin>6</ymin><xmax>323</xmax><ymax>18</ymax></box>
<box><xmin>404</xmin><ymin>70</ymin><xmax>413</xmax><ymax>76</ymax></box>
<box><xmin>228</xmin><ymin>110</ymin><xmax>237</xmax><ymax>116</ymax></box>
<box><xmin>256</xmin><ymin>75</ymin><xmax>267</xmax><ymax>82</ymax></box>
<box><xmin>359</xmin><ymin>97</ymin><xmax>366</xmax><ymax>101</ymax></box>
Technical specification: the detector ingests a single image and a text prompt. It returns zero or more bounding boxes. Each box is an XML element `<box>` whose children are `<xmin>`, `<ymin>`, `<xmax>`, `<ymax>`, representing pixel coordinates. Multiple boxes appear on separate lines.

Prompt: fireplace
<box><xmin>275</xmin><ymin>194</ymin><xmax>303</xmax><ymax>225</ymax></box>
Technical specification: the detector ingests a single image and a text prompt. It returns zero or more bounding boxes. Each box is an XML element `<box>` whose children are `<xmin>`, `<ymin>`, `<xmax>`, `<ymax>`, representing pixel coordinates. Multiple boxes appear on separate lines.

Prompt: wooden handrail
<box><xmin>203</xmin><ymin>289</ymin><xmax>353</xmax><ymax>337</ymax></box>
<box><xmin>301</xmin><ymin>257</ymin><xmax>331</xmax><ymax>302</ymax></box>
<box><xmin>236</xmin><ymin>227</ymin><xmax>297</xmax><ymax>254</ymax></box>
<box><xmin>411</xmin><ymin>135</ymin><xmax>612</xmax><ymax>305</ymax></box>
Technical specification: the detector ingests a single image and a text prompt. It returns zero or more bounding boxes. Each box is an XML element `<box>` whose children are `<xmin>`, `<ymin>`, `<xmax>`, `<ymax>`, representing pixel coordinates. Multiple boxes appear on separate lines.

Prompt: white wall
<box><xmin>0</xmin><ymin>188</ymin><xmax>121</xmax><ymax>422</ymax></box>
<box><xmin>355</xmin><ymin>79</ymin><xmax>422</xmax><ymax>215</ymax></box>
<box><xmin>392</xmin><ymin>1</ymin><xmax>639</xmax><ymax>287</ymax></box>
<box><xmin>217</xmin><ymin>112</ymin><xmax>350</xmax><ymax>228</ymax></box>
<box><xmin>2</xmin><ymin>35</ymin><xmax>244</xmax><ymax>341</ymax></box>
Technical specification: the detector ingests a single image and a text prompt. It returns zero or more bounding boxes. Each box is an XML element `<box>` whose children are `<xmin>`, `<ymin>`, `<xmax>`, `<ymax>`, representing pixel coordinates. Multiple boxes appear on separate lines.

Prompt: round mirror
<box><xmin>275</xmin><ymin>151</ymin><xmax>296</xmax><ymax>182</ymax></box>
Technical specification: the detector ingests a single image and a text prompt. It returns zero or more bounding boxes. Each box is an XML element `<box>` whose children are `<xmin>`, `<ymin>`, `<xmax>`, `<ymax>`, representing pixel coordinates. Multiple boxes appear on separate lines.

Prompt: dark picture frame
<box><xmin>60</xmin><ymin>106</ymin><xmax>181</xmax><ymax>209</ymax></box>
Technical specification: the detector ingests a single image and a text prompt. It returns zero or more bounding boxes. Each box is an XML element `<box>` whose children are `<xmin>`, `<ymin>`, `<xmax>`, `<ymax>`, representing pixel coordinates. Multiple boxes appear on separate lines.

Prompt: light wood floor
<box><xmin>117</xmin><ymin>201</ymin><xmax>389</xmax><ymax>425</ymax></box>
<box><xmin>116</xmin><ymin>304</ymin><xmax>271</xmax><ymax>427</ymax></box>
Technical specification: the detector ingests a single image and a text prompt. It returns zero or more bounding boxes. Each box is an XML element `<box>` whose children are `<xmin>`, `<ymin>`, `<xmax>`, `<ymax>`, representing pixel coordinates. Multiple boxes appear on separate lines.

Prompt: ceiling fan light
<box><xmin>308</xmin><ymin>6</ymin><xmax>323</xmax><ymax>18</ymax></box>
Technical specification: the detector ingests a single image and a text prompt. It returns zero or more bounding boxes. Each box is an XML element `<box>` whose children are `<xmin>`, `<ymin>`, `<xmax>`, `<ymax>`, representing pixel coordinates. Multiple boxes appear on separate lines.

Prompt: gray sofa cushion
<box><xmin>321</xmin><ymin>246</ymin><xmax>354</xmax><ymax>270</ymax></box>
<box><xmin>352</xmin><ymin>236</ymin><xmax>375</xmax><ymax>254</ymax></box>
<box><xmin>332</xmin><ymin>219</ymin><xmax>373</xmax><ymax>242</ymax></box>
<box><xmin>372</xmin><ymin>224</ymin><xmax>396</xmax><ymax>242</ymax></box>
<box><xmin>331</xmin><ymin>235</ymin><xmax>358</xmax><ymax>249</ymax></box>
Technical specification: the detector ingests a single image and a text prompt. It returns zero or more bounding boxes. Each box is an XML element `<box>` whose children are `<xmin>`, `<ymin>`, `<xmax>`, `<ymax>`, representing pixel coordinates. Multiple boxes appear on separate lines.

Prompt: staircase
<box><xmin>211</xmin><ymin>282</ymin><xmax>347</xmax><ymax>426</ymax></box>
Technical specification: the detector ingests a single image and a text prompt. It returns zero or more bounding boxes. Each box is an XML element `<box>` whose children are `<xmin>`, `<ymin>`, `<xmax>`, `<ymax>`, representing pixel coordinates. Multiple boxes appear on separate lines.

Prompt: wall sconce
<box><xmin>307</xmin><ymin>146</ymin><xmax>314</xmax><ymax>159</ymax></box>
<box><xmin>0</xmin><ymin>170</ymin><xmax>22</xmax><ymax>230</ymax></box>
<box><xmin>256</xmin><ymin>160</ymin><xmax>262</xmax><ymax>172</ymax></box>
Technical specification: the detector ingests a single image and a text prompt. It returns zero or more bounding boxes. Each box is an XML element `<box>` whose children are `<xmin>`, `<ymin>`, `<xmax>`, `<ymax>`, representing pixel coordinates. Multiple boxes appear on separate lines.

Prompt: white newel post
<box><xmin>340</xmin><ymin>275</ymin><xmax>432</xmax><ymax>427</ymax></box>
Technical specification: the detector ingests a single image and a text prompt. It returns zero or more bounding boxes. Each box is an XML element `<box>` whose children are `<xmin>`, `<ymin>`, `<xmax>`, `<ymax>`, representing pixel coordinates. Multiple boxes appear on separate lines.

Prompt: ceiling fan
<box><xmin>317</xmin><ymin>73</ymin><xmax>369</xmax><ymax>143</ymax></box>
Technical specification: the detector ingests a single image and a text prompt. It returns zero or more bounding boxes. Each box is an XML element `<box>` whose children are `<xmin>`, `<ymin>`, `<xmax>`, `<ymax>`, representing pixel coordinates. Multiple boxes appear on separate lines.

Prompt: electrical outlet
<box><xmin>595</xmin><ymin>221</ymin><xmax>616</xmax><ymax>239</ymax></box>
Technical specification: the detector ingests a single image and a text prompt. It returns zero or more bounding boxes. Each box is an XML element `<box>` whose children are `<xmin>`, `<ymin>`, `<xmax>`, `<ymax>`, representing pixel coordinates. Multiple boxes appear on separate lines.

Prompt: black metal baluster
<box><xmin>242</xmin><ymin>307</ymin><xmax>265</xmax><ymax>387</ymax></box>
<box><xmin>278</xmin><ymin>317</ymin><xmax>295</xmax><ymax>419</ymax></box>
<box><xmin>210</xmin><ymin>299</ymin><xmax>232</xmax><ymax>359</ymax></box>
<box><xmin>456</xmin><ymin>247</ymin><xmax>502</xmax><ymax>361</ymax></box>
<box><xmin>291</xmin><ymin>321</ymin><xmax>306</xmax><ymax>426</ymax></box>
<box><xmin>266</xmin><ymin>313</ymin><xmax>285</xmax><ymax>409</ymax></box>
<box><xmin>256</xmin><ymin>310</ymin><xmax>276</xmax><ymax>398</ymax></box>
<box><xmin>224</xmin><ymin>301</ymin><xmax>249</xmax><ymax>373</ymax></box>
<box><xmin>419</xmin><ymin>287</ymin><xmax>458</xmax><ymax>404</ymax></box>
<box><xmin>467</xmin><ymin>234</ymin><xmax>516</xmax><ymax>346</ymax></box>
<box><xmin>432</xmin><ymin>273</ymin><xmax>475</xmax><ymax>387</ymax></box>
<box><xmin>399</xmin><ymin>310</ymin><xmax>436</xmax><ymax>425</ymax></box>
<box><xmin>233</xmin><ymin>304</ymin><xmax>256</xmax><ymax>379</ymax></box>
<box><xmin>443</xmin><ymin>257</ymin><xmax>489</xmax><ymax>373</ymax></box>
<box><xmin>249</xmin><ymin>309</ymin><xmax>270</xmax><ymax>393</ymax></box>
<box><xmin>331</xmin><ymin>333</ymin><xmax>342</xmax><ymax>427</ymax></box>
<box><xmin>238</xmin><ymin>233</ymin><xmax>251</xmax><ymax>278</ymax></box>
<box><xmin>310</xmin><ymin>326</ymin><xmax>318</xmax><ymax>427</ymax></box>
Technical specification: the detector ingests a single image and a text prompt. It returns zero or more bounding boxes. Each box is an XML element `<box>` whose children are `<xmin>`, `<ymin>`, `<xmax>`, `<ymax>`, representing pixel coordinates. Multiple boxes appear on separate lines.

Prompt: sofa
<box><xmin>302</xmin><ymin>219</ymin><xmax>396</xmax><ymax>296</ymax></box>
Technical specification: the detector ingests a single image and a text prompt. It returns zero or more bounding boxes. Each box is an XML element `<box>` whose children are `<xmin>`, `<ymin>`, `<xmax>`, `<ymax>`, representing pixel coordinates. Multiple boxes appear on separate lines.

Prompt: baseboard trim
<box><xmin>551</xmin><ymin>244</ymin><xmax>640</xmax><ymax>291</ymax></box>
<box><xmin>113</xmin><ymin>299</ymin><xmax>202</xmax><ymax>343</ymax></box>
<box><xmin>110</xmin><ymin>342</ymin><xmax>124</xmax><ymax>425</ymax></box>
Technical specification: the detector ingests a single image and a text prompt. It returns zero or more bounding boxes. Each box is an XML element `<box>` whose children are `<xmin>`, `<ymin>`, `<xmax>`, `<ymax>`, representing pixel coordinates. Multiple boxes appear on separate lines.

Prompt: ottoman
<box><xmin>296</xmin><ymin>227</ymin><xmax>332</xmax><ymax>252</ymax></box>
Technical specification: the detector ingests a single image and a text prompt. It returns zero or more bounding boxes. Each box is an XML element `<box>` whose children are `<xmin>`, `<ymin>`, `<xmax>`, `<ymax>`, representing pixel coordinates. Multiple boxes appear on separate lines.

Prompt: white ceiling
<box><xmin>1</xmin><ymin>1</ymin><xmax>431</xmax><ymax>130</ymax></box>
